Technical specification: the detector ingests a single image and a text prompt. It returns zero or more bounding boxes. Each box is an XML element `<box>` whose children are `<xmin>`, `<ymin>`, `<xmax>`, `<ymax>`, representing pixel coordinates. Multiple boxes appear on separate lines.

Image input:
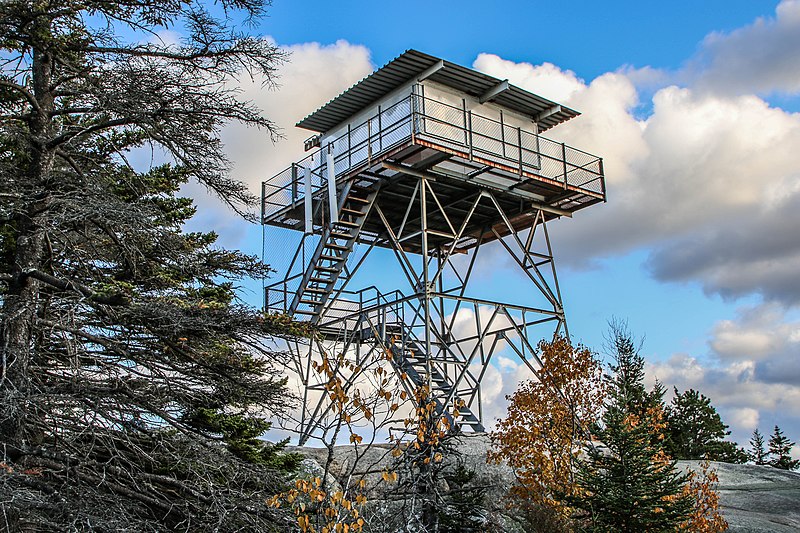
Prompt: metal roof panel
<box><xmin>296</xmin><ymin>50</ymin><xmax>579</xmax><ymax>133</ymax></box>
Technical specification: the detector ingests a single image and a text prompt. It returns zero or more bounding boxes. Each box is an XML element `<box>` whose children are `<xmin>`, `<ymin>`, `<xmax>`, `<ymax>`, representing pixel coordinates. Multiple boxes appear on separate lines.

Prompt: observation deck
<box><xmin>262</xmin><ymin>91</ymin><xmax>605</xmax><ymax>254</ymax></box>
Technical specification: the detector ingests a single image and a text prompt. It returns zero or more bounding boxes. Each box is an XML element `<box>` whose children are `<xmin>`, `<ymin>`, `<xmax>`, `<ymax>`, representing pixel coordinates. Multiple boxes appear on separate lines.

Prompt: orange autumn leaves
<box><xmin>680</xmin><ymin>461</ymin><xmax>728</xmax><ymax>532</ymax></box>
<box><xmin>490</xmin><ymin>337</ymin><xmax>727</xmax><ymax>533</ymax></box>
<box><xmin>488</xmin><ymin>337</ymin><xmax>605</xmax><ymax>510</ymax></box>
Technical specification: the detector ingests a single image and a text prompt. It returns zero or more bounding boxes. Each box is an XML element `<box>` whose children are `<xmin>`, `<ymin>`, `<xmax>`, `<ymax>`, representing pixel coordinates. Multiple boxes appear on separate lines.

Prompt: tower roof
<box><xmin>296</xmin><ymin>49</ymin><xmax>580</xmax><ymax>134</ymax></box>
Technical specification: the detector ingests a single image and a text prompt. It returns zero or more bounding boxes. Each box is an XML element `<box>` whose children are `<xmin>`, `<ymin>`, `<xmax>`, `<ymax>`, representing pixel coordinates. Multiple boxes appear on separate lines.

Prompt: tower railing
<box><xmin>261</xmin><ymin>93</ymin><xmax>605</xmax><ymax>224</ymax></box>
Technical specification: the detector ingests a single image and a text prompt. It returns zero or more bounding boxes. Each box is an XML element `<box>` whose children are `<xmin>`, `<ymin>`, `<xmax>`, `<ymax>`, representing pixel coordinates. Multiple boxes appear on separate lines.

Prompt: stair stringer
<box><xmin>289</xmin><ymin>181</ymin><xmax>381</xmax><ymax>323</ymax></box>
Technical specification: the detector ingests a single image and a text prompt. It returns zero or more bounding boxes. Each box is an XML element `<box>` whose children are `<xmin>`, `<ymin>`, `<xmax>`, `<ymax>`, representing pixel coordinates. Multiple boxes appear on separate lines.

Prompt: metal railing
<box><xmin>265</xmin><ymin>281</ymin><xmax>406</xmax><ymax>330</ymax></box>
<box><xmin>262</xmin><ymin>91</ymin><xmax>605</xmax><ymax>223</ymax></box>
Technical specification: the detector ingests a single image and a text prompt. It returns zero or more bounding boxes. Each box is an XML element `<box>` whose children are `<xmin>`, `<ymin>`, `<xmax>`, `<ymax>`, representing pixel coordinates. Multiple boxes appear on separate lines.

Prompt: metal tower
<box><xmin>261</xmin><ymin>50</ymin><xmax>606</xmax><ymax>444</ymax></box>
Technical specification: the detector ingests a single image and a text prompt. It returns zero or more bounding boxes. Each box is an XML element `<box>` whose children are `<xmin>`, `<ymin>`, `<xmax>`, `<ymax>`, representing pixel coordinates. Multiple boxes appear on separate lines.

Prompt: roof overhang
<box><xmin>296</xmin><ymin>49</ymin><xmax>580</xmax><ymax>134</ymax></box>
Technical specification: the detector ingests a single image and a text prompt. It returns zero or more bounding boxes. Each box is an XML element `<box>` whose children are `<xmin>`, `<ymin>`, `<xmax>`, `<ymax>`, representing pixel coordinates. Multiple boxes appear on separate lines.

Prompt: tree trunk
<box><xmin>0</xmin><ymin>11</ymin><xmax>54</xmax><ymax>448</ymax></box>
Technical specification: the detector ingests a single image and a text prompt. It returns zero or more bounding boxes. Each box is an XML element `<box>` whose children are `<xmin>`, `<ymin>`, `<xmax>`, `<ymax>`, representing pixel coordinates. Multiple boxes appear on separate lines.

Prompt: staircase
<box><xmin>386</xmin><ymin>331</ymin><xmax>485</xmax><ymax>433</ymax></box>
<box><xmin>289</xmin><ymin>180</ymin><xmax>381</xmax><ymax>323</ymax></box>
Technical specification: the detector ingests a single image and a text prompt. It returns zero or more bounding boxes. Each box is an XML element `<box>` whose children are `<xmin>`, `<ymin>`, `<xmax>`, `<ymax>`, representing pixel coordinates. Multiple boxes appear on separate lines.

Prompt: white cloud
<box><xmin>710</xmin><ymin>304</ymin><xmax>800</xmax><ymax>362</ymax></box>
<box><xmin>646</xmin><ymin>304</ymin><xmax>800</xmax><ymax>445</ymax></box>
<box><xmin>224</xmin><ymin>40</ymin><xmax>373</xmax><ymax>193</ymax></box>
<box><xmin>472</xmin><ymin>54</ymin><xmax>585</xmax><ymax>103</ymax></box>
<box><xmin>185</xmin><ymin>39</ymin><xmax>373</xmax><ymax>247</ymax></box>
<box><xmin>728</xmin><ymin>407</ymin><xmax>760</xmax><ymax>432</ymax></box>
<box><xmin>471</xmin><ymin>356</ymin><xmax>535</xmax><ymax>429</ymax></box>
<box><xmin>474</xmin><ymin>43</ymin><xmax>800</xmax><ymax>307</ymax></box>
<box><xmin>689</xmin><ymin>0</ymin><xmax>800</xmax><ymax>96</ymax></box>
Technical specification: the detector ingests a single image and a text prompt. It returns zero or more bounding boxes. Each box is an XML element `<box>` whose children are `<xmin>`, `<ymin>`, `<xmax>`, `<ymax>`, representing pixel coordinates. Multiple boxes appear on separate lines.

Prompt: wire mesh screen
<box><xmin>262</xmin><ymin>90</ymin><xmax>605</xmax><ymax>225</ymax></box>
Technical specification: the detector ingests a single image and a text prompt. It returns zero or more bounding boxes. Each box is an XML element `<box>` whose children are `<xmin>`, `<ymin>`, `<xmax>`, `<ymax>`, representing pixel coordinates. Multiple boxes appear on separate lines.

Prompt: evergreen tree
<box><xmin>711</xmin><ymin>440</ymin><xmax>749</xmax><ymax>464</ymax></box>
<box><xmin>568</xmin><ymin>326</ymin><xmax>693</xmax><ymax>532</ymax></box>
<box><xmin>0</xmin><ymin>1</ymin><xmax>299</xmax><ymax>530</ymax></box>
<box><xmin>665</xmin><ymin>388</ymin><xmax>744</xmax><ymax>462</ymax></box>
<box><xmin>768</xmin><ymin>426</ymin><xmax>800</xmax><ymax>471</ymax></box>
<box><xmin>437</xmin><ymin>463</ymin><xmax>489</xmax><ymax>533</ymax></box>
<box><xmin>749</xmin><ymin>429</ymin><xmax>769</xmax><ymax>465</ymax></box>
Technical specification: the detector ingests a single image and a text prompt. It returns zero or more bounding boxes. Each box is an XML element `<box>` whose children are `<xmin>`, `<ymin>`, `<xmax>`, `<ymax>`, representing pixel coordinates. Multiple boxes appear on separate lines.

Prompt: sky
<box><xmin>186</xmin><ymin>0</ymin><xmax>800</xmax><ymax>452</ymax></box>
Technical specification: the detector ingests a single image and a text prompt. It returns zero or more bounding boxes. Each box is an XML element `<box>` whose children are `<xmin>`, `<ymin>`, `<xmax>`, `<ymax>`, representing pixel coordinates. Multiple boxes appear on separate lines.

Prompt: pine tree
<box><xmin>567</xmin><ymin>326</ymin><xmax>693</xmax><ymax>532</ymax></box>
<box><xmin>0</xmin><ymin>1</ymin><xmax>298</xmax><ymax>530</ymax></box>
<box><xmin>749</xmin><ymin>429</ymin><xmax>769</xmax><ymax>465</ymax></box>
<box><xmin>768</xmin><ymin>426</ymin><xmax>800</xmax><ymax>471</ymax></box>
<box><xmin>711</xmin><ymin>440</ymin><xmax>749</xmax><ymax>464</ymax></box>
<box><xmin>437</xmin><ymin>463</ymin><xmax>489</xmax><ymax>533</ymax></box>
<box><xmin>665</xmin><ymin>388</ymin><xmax>729</xmax><ymax>459</ymax></box>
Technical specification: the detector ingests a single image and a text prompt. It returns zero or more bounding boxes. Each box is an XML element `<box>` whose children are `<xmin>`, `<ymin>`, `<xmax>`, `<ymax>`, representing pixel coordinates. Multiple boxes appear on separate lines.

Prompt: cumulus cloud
<box><xmin>472</xmin><ymin>21</ymin><xmax>800</xmax><ymax>444</ymax></box>
<box><xmin>471</xmin><ymin>354</ymin><xmax>535</xmax><ymax>428</ymax></box>
<box><xmin>474</xmin><ymin>36</ymin><xmax>800</xmax><ymax>307</ymax></box>
<box><xmin>223</xmin><ymin>40</ymin><xmax>373</xmax><ymax>193</ymax></box>
<box><xmin>689</xmin><ymin>0</ymin><xmax>800</xmax><ymax>96</ymax></box>
<box><xmin>711</xmin><ymin>304</ymin><xmax>800</xmax><ymax>360</ymax></box>
<box><xmin>473</xmin><ymin>54</ymin><xmax>585</xmax><ymax>103</ymax></box>
<box><xmin>645</xmin><ymin>304</ymin><xmax>800</xmax><ymax>445</ymax></box>
<box><xmin>185</xmin><ymin>40</ymin><xmax>373</xmax><ymax>247</ymax></box>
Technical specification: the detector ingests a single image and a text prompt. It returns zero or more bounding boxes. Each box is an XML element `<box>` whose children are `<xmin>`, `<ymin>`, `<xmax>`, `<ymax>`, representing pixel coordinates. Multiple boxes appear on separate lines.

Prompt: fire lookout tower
<box><xmin>262</xmin><ymin>50</ymin><xmax>606</xmax><ymax>444</ymax></box>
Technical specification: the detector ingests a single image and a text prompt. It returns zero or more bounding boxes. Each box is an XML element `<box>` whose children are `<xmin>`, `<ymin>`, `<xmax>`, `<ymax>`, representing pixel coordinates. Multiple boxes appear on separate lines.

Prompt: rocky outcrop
<box><xmin>290</xmin><ymin>434</ymin><xmax>800</xmax><ymax>532</ymax></box>
<box><xmin>678</xmin><ymin>460</ymin><xmax>800</xmax><ymax>532</ymax></box>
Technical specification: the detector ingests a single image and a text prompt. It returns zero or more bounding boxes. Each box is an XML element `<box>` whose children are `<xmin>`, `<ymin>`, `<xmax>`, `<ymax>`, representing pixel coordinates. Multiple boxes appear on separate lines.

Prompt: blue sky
<box><xmin>262</xmin><ymin>1</ymin><xmax>769</xmax><ymax>80</ymax></box>
<box><xmin>187</xmin><ymin>0</ymin><xmax>800</xmax><ymax>450</ymax></box>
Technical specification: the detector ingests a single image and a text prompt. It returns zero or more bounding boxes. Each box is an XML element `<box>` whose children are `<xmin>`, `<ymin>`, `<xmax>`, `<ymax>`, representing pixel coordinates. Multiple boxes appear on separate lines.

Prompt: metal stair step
<box><xmin>294</xmin><ymin>309</ymin><xmax>319</xmax><ymax>315</ymax></box>
<box><xmin>335</xmin><ymin>220</ymin><xmax>359</xmax><ymax>228</ymax></box>
<box><xmin>288</xmin><ymin>181</ymin><xmax>381</xmax><ymax>323</ymax></box>
<box><xmin>346</xmin><ymin>196</ymin><xmax>370</xmax><ymax>204</ymax></box>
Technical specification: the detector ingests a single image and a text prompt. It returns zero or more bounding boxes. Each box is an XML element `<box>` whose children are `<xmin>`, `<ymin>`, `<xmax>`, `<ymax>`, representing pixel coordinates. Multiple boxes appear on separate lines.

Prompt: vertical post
<box><xmin>420</xmin><ymin>177</ymin><xmax>432</xmax><ymax>391</ymax></box>
<box><xmin>326</xmin><ymin>146</ymin><xmax>338</xmax><ymax>223</ymax></box>
<box><xmin>467</xmin><ymin>110</ymin><xmax>473</xmax><ymax>161</ymax></box>
<box><xmin>410</xmin><ymin>89</ymin><xmax>417</xmax><ymax>141</ymax></box>
<box><xmin>378</xmin><ymin>104</ymin><xmax>383</xmax><ymax>152</ymax></box>
<box><xmin>381</xmin><ymin>306</ymin><xmax>386</xmax><ymax>342</ymax></box>
<box><xmin>291</xmin><ymin>163</ymin><xmax>298</xmax><ymax>204</ymax></box>
<box><xmin>500</xmin><ymin>110</ymin><xmax>506</xmax><ymax>158</ymax></box>
<box><xmin>561</xmin><ymin>142</ymin><xmax>568</xmax><ymax>189</ymax></box>
<box><xmin>599</xmin><ymin>158</ymin><xmax>606</xmax><ymax>201</ymax></box>
<box><xmin>462</xmin><ymin>99</ymin><xmax>469</xmax><ymax>148</ymax></box>
<box><xmin>367</xmin><ymin>119</ymin><xmax>372</xmax><ymax>167</ymax></box>
<box><xmin>477</xmin><ymin>388</ymin><xmax>483</xmax><ymax>423</ymax></box>
<box><xmin>348</xmin><ymin>124</ymin><xmax>352</xmax><ymax>168</ymax></box>
<box><xmin>303</xmin><ymin>164</ymin><xmax>313</xmax><ymax>234</ymax></box>
<box><xmin>517</xmin><ymin>127</ymin><xmax>523</xmax><ymax>176</ymax></box>
<box><xmin>260</xmin><ymin>180</ymin><xmax>266</xmax><ymax>224</ymax></box>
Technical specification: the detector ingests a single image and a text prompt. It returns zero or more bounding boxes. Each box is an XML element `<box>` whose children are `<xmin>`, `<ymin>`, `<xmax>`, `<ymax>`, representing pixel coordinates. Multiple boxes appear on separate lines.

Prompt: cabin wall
<box><xmin>319</xmin><ymin>82</ymin><xmax>416</xmax><ymax>149</ymax></box>
<box><xmin>317</xmin><ymin>79</ymin><xmax>544</xmax><ymax>154</ymax></box>
<box><xmin>419</xmin><ymin>80</ymin><xmax>539</xmax><ymax>134</ymax></box>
